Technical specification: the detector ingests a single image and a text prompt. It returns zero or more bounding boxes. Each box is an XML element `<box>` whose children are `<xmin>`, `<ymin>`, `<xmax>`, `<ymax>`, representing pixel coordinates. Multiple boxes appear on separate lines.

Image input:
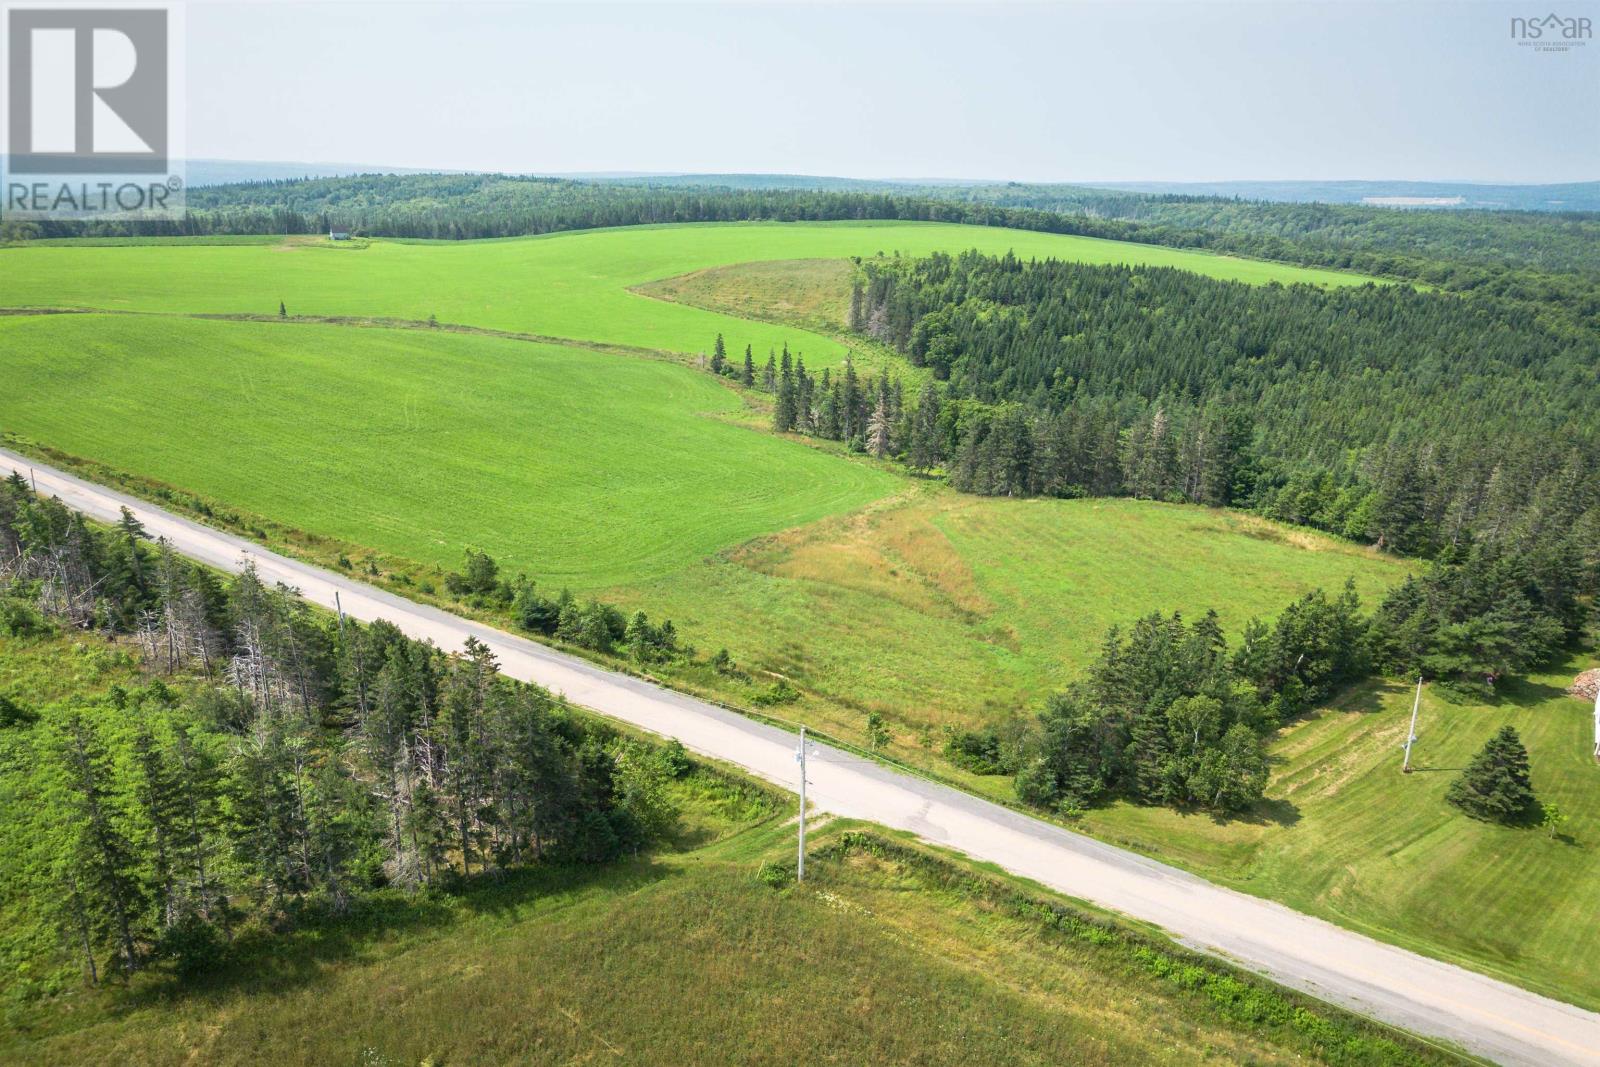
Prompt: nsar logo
<box><xmin>1510</xmin><ymin>11</ymin><xmax>1593</xmax><ymax>52</ymax></box>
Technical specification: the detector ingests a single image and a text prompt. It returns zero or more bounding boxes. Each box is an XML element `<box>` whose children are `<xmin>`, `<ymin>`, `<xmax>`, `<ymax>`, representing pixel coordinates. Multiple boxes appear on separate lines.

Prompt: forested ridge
<box><xmin>0</xmin><ymin>476</ymin><xmax>692</xmax><ymax>990</ymax></box>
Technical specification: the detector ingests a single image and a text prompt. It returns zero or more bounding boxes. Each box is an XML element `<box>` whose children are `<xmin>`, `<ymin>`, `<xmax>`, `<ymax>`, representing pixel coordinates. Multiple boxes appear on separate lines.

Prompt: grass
<box><xmin>1076</xmin><ymin>650</ymin><xmax>1600</xmax><ymax>1011</ymax></box>
<box><xmin>0</xmin><ymin>717</ymin><xmax>1461</xmax><ymax>1067</ymax></box>
<box><xmin>636</xmin><ymin>256</ymin><xmax>857</xmax><ymax>335</ymax></box>
<box><xmin>3</xmin><ymin>830</ymin><xmax>1456</xmax><ymax>1067</ymax></box>
<box><xmin>9</xmin><ymin>221</ymin><xmax>1577</xmax><ymax>1013</ymax></box>
<box><xmin>608</xmin><ymin>490</ymin><xmax>1409</xmax><ymax>745</ymax></box>
<box><xmin>0</xmin><ymin>626</ymin><xmax>1460</xmax><ymax>1066</ymax></box>
<box><xmin>0</xmin><ymin>221</ymin><xmax>1385</xmax><ymax>373</ymax></box>
<box><xmin>0</xmin><ymin>313</ymin><xmax>895</xmax><ymax>590</ymax></box>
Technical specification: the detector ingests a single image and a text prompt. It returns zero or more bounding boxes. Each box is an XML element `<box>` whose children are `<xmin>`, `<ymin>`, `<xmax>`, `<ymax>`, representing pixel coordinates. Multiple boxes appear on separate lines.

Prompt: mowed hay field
<box><xmin>1079</xmin><ymin>654</ymin><xmax>1600</xmax><ymax>1011</ymax></box>
<box><xmin>0</xmin><ymin>221</ymin><xmax>1383</xmax><ymax>373</ymax></box>
<box><xmin>0</xmin><ymin>313</ymin><xmax>894</xmax><ymax>589</ymax></box>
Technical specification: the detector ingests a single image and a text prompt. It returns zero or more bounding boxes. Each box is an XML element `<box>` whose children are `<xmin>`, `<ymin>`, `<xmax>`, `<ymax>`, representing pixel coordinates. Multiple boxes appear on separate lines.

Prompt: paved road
<box><xmin>6</xmin><ymin>446</ymin><xmax>1597</xmax><ymax>1066</ymax></box>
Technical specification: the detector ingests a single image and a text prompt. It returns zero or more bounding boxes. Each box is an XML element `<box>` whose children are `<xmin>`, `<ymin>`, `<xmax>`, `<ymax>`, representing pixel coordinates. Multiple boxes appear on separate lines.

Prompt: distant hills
<box><xmin>1083</xmin><ymin>180</ymin><xmax>1600</xmax><ymax>212</ymax></box>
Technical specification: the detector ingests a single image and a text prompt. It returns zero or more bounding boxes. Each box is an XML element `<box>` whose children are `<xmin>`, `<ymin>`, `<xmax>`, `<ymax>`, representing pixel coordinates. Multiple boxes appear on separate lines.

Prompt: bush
<box><xmin>157</xmin><ymin>913</ymin><xmax>228</xmax><ymax>978</ymax></box>
<box><xmin>0</xmin><ymin>694</ymin><xmax>37</xmax><ymax>728</ymax></box>
<box><xmin>0</xmin><ymin>597</ymin><xmax>48</xmax><ymax>638</ymax></box>
<box><xmin>945</xmin><ymin>727</ymin><xmax>1011</xmax><ymax>775</ymax></box>
<box><xmin>751</xmin><ymin>679</ymin><xmax>800</xmax><ymax>707</ymax></box>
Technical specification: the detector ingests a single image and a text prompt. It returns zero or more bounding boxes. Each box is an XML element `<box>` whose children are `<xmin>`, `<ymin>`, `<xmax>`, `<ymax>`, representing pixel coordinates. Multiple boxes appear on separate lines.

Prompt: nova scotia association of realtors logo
<box><xmin>1510</xmin><ymin>11</ymin><xmax>1592</xmax><ymax>52</ymax></box>
<box><xmin>3</xmin><ymin>4</ymin><xmax>186</xmax><ymax>220</ymax></box>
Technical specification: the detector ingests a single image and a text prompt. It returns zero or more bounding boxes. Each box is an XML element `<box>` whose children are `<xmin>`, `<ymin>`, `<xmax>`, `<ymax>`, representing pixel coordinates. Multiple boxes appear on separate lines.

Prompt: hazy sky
<box><xmin>184</xmin><ymin>1</ymin><xmax>1599</xmax><ymax>182</ymax></box>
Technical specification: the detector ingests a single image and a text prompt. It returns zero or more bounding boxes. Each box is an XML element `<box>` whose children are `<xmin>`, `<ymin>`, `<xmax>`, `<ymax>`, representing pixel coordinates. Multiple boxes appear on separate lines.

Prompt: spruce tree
<box><xmin>1446</xmin><ymin>725</ymin><xmax>1536</xmax><ymax>822</ymax></box>
<box><xmin>55</xmin><ymin>712</ymin><xmax>147</xmax><ymax>976</ymax></box>
<box><xmin>710</xmin><ymin>333</ymin><xmax>726</xmax><ymax>375</ymax></box>
<box><xmin>908</xmin><ymin>381</ymin><xmax>942</xmax><ymax>472</ymax></box>
<box><xmin>740</xmin><ymin>345</ymin><xmax>754</xmax><ymax>387</ymax></box>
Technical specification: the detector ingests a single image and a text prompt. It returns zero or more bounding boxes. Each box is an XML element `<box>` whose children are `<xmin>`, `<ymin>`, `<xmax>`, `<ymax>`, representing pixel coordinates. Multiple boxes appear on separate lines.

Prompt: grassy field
<box><xmin>10</xmin><ymin>222</ymin><xmax>1589</xmax><ymax>1014</ymax></box>
<box><xmin>0</xmin><ymin>313</ymin><xmax>894</xmax><ymax>590</ymax></box>
<box><xmin>0</xmin><ymin>310</ymin><xmax>1407</xmax><ymax>739</ymax></box>
<box><xmin>0</xmin><ymin>221</ymin><xmax>1384</xmax><ymax>373</ymax></box>
<box><xmin>2</xmin><ymin>828</ymin><xmax>1458</xmax><ymax>1067</ymax></box>
<box><xmin>1076</xmin><ymin>651</ymin><xmax>1600</xmax><ymax>1011</ymax></box>
<box><xmin>608</xmin><ymin>490</ymin><xmax>1410</xmax><ymax>741</ymax></box>
<box><xmin>636</xmin><ymin>256</ymin><xmax>857</xmax><ymax>335</ymax></box>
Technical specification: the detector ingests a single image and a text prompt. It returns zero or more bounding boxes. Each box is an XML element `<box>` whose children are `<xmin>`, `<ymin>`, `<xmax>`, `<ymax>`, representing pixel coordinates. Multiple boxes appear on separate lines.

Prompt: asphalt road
<box><xmin>5</xmin><ymin>446</ymin><xmax>1597</xmax><ymax>1066</ymax></box>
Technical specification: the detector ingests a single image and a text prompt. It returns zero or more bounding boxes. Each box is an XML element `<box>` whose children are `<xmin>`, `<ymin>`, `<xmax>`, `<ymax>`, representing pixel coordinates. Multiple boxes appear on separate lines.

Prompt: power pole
<box><xmin>1402</xmin><ymin>676</ymin><xmax>1422</xmax><ymax>773</ymax></box>
<box><xmin>334</xmin><ymin>590</ymin><xmax>346</xmax><ymax>636</ymax></box>
<box><xmin>796</xmin><ymin>726</ymin><xmax>808</xmax><ymax>882</ymax></box>
<box><xmin>29</xmin><ymin>468</ymin><xmax>37</xmax><ymax>493</ymax></box>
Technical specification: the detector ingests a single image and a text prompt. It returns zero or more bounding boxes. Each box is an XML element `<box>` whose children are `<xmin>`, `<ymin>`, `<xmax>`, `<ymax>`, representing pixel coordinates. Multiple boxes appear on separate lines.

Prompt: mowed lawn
<box><xmin>0</xmin><ymin>221</ymin><xmax>1383</xmax><ymax>372</ymax></box>
<box><xmin>1081</xmin><ymin>656</ymin><xmax>1600</xmax><ymax>1010</ymax></box>
<box><xmin>0</xmin><ymin>313</ymin><xmax>894</xmax><ymax>589</ymax></box>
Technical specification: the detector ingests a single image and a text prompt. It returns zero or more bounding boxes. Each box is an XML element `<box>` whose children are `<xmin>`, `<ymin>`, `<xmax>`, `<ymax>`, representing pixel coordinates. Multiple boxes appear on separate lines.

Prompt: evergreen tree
<box><xmin>740</xmin><ymin>344</ymin><xmax>755</xmax><ymax>387</ymax></box>
<box><xmin>907</xmin><ymin>381</ymin><xmax>942</xmax><ymax>473</ymax></box>
<box><xmin>1375</xmin><ymin>451</ymin><xmax>1429</xmax><ymax>555</ymax></box>
<box><xmin>54</xmin><ymin>712</ymin><xmax>147</xmax><ymax>976</ymax></box>
<box><xmin>710</xmin><ymin>333</ymin><xmax>727</xmax><ymax>375</ymax></box>
<box><xmin>1446</xmin><ymin>726</ymin><xmax>1536</xmax><ymax>822</ymax></box>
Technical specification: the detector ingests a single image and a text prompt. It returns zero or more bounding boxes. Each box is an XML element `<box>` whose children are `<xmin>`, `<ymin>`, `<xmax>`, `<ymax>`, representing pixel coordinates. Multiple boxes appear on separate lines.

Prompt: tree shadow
<box><xmin>1232</xmin><ymin>796</ymin><xmax>1302</xmax><ymax>828</ymax></box>
<box><xmin>1190</xmin><ymin>796</ymin><xmax>1302</xmax><ymax>828</ymax></box>
<box><xmin>113</xmin><ymin>856</ymin><xmax>679</xmax><ymax>1010</ymax></box>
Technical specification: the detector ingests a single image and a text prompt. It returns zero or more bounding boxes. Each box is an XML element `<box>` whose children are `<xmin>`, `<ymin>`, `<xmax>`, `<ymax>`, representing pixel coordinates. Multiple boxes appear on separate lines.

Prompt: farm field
<box><xmin>0</xmin><ymin>221</ymin><xmax>1385</xmax><ymax>373</ymax></box>
<box><xmin>0</xmin><ymin>313</ymin><xmax>895</xmax><ymax>590</ymax></box>
<box><xmin>0</xmin><ymin>311</ymin><xmax>1407</xmax><ymax>742</ymax></box>
<box><xmin>1081</xmin><ymin>652</ymin><xmax>1600</xmax><ymax>1011</ymax></box>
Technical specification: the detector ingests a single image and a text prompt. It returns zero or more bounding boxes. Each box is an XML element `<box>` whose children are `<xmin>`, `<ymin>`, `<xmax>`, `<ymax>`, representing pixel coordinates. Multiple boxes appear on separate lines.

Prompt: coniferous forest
<box><xmin>0</xmin><ymin>475</ymin><xmax>687</xmax><ymax>987</ymax></box>
<box><xmin>817</xmin><ymin>252</ymin><xmax>1600</xmax><ymax>573</ymax></box>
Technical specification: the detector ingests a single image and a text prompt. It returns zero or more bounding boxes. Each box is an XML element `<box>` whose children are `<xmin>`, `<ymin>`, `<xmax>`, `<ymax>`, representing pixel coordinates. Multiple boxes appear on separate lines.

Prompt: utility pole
<box><xmin>29</xmin><ymin>468</ymin><xmax>37</xmax><ymax>493</ymax></box>
<box><xmin>1402</xmin><ymin>676</ymin><xmax>1422</xmax><ymax>773</ymax></box>
<box><xmin>334</xmin><ymin>590</ymin><xmax>346</xmax><ymax>634</ymax></box>
<box><xmin>796</xmin><ymin>727</ymin><xmax>808</xmax><ymax>882</ymax></box>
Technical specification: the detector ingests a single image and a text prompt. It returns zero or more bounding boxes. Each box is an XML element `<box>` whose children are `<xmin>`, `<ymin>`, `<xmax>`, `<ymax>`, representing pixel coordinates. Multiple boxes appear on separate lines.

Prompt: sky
<box><xmin>181</xmin><ymin>0</ymin><xmax>1599</xmax><ymax>183</ymax></box>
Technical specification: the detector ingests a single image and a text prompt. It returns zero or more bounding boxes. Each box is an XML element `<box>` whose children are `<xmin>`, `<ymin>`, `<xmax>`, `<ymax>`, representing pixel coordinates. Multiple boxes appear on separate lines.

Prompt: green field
<box><xmin>0</xmin><ymin>311</ymin><xmax>1407</xmax><ymax>740</ymax></box>
<box><xmin>0</xmin><ymin>222</ymin><xmax>1382</xmax><ymax>373</ymax></box>
<box><xmin>1078</xmin><ymin>653</ymin><xmax>1600</xmax><ymax>1010</ymax></box>
<box><xmin>8</xmin><ymin>222</ymin><xmax>1592</xmax><ymax>1014</ymax></box>
<box><xmin>0</xmin><ymin>313</ymin><xmax>894</xmax><ymax>589</ymax></box>
<box><xmin>607</xmin><ymin>491</ymin><xmax>1409</xmax><ymax>741</ymax></box>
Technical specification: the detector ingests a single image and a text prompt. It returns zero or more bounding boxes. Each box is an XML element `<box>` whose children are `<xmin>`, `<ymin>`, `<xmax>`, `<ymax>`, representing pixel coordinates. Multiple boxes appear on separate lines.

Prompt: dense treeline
<box><xmin>0</xmin><ymin>477</ymin><xmax>684</xmax><ymax>985</ymax></box>
<box><xmin>984</xmin><ymin>538</ymin><xmax>1581</xmax><ymax>815</ymax></box>
<box><xmin>7</xmin><ymin>174</ymin><xmax>1599</xmax><ymax>319</ymax></box>
<box><xmin>836</xmin><ymin>252</ymin><xmax>1600</xmax><ymax>580</ymax></box>
<box><xmin>926</xmin><ymin>182</ymin><xmax>1600</xmax><ymax>277</ymax></box>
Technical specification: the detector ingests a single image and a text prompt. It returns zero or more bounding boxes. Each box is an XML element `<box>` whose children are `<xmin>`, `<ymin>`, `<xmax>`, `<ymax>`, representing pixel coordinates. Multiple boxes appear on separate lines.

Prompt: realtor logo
<box><xmin>2</xmin><ymin>4</ymin><xmax>184</xmax><ymax>219</ymax></box>
<box><xmin>8</xmin><ymin>7</ymin><xmax>168</xmax><ymax>171</ymax></box>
